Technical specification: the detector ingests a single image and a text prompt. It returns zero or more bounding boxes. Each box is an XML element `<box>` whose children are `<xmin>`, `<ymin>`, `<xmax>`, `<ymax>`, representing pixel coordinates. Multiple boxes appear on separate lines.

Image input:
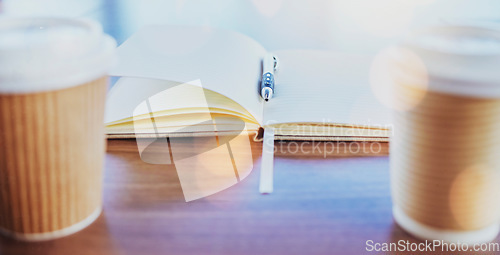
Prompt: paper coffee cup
<box><xmin>0</xmin><ymin>18</ymin><xmax>116</xmax><ymax>241</ymax></box>
<box><xmin>389</xmin><ymin>25</ymin><xmax>500</xmax><ymax>244</ymax></box>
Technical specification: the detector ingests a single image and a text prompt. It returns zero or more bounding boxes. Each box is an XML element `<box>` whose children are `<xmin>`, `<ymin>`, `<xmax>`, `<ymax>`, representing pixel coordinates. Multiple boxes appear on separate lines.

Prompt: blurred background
<box><xmin>1</xmin><ymin>0</ymin><xmax>498</xmax><ymax>54</ymax></box>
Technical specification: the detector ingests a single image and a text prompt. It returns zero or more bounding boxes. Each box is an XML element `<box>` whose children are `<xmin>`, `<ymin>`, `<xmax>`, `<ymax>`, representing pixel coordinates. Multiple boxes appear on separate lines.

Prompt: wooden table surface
<box><xmin>0</xmin><ymin>138</ymin><xmax>392</xmax><ymax>255</ymax></box>
<box><xmin>0</xmin><ymin>140</ymin><xmax>396</xmax><ymax>254</ymax></box>
<box><xmin>1</xmin><ymin>138</ymin><xmax>499</xmax><ymax>255</ymax></box>
<box><xmin>0</xmin><ymin>138</ymin><xmax>429</xmax><ymax>255</ymax></box>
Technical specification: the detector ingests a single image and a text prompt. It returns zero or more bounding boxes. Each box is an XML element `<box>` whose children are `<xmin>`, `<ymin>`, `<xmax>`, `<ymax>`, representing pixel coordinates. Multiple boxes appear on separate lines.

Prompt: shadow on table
<box><xmin>0</xmin><ymin>211</ymin><xmax>123</xmax><ymax>255</ymax></box>
<box><xmin>387</xmin><ymin>222</ymin><xmax>495</xmax><ymax>255</ymax></box>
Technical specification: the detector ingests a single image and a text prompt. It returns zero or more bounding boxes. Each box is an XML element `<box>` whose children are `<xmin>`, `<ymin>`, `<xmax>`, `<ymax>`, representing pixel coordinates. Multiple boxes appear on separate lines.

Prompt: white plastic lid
<box><xmin>393</xmin><ymin>25</ymin><xmax>500</xmax><ymax>98</ymax></box>
<box><xmin>0</xmin><ymin>17</ymin><xmax>116</xmax><ymax>94</ymax></box>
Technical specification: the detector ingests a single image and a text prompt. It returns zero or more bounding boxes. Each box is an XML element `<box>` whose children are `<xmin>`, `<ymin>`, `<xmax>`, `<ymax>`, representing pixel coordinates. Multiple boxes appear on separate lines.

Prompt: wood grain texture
<box><xmin>1</xmin><ymin>138</ymin><xmax>386</xmax><ymax>254</ymax></box>
<box><xmin>1</xmin><ymin>139</ymin><xmax>498</xmax><ymax>254</ymax></box>
<box><xmin>0</xmin><ymin>78</ymin><xmax>107</xmax><ymax>237</ymax></box>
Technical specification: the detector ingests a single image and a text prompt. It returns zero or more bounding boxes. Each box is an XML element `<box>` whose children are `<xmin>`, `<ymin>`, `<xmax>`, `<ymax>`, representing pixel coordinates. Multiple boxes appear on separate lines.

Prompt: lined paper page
<box><xmin>263</xmin><ymin>50</ymin><xmax>391</xmax><ymax>128</ymax></box>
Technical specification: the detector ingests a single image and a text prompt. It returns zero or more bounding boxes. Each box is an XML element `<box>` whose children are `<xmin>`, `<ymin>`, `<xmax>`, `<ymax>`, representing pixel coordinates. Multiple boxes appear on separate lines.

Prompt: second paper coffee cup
<box><xmin>388</xmin><ymin>25</ymin><xmax>500</xmax><ymax>244</ymax></box>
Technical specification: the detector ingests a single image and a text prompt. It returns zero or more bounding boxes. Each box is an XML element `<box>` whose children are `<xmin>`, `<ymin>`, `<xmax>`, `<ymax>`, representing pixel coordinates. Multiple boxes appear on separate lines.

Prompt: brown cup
<box><xmin>0</xmin><ymin>78</ymin><xmax>107</xmax><ymax>240</ymax></box>
<box><xmin>392</xmin><ymin>82</ymin><xmax>500</xmax><ymax>234</ymax></box>
<box><xmin>0</xmin><ymin>18</ymin><xmax>115</xmax><ymax>241</ymax></box>
<box><xmin>388</xmin><ymin>25</ymin><xmax>500</xmax><ymax>244</ymax></box>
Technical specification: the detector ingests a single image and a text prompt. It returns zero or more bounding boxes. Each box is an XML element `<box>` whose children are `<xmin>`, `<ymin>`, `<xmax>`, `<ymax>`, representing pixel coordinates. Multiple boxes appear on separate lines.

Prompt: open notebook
<box><xmin>105</xmin><ymin>25</ymin><xmax>391</xmax><ymax>141</ymax></box>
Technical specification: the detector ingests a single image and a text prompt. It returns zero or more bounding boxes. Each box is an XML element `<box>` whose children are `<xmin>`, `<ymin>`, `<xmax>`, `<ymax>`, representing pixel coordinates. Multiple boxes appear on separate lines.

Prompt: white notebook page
<box><xmin>109</xmin><ymin>25</ymin><xmax>267</xmax><ymax>124</ymax></box>
<box><xmin>263</xmin><ymin>50</ymin><xmax>391</xmax><ymax>128</ymax></box>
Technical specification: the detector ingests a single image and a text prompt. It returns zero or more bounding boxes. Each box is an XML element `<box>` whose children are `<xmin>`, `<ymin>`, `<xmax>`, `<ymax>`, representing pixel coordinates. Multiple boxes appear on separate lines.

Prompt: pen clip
<box><xmin>272</xmin><ymin>55</ymin><xmax>279</xmax><ymax>72</ymax></box>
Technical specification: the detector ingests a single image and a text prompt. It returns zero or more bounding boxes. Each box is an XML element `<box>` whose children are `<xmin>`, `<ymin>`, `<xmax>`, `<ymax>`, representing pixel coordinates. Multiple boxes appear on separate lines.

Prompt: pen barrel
<box><xmin>261</xmin><ymin>72</ymin><xmax>275</xmax><ymax>102</ymax></box>
<box><xmin>263</xmin><ymin>53</ymin><xmax>275</xmax><ymax>75</ymax></box>
<box><xmin>261</xmin><ymin>72</ymin><xmax>275</xmax><ymax>90</ymax></box>
<box><xmin>261</xmin><ymin>53</ymin><xmax>276</xmax><ymax>100</ymax></box>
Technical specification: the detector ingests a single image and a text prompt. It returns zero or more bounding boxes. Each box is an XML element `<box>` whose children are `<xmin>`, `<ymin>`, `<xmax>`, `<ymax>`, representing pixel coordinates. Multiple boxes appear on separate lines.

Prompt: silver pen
<box><xmin>260</xmin><ymin>53</ymin><xmax>278</xmax><ymax>101</ymax></box>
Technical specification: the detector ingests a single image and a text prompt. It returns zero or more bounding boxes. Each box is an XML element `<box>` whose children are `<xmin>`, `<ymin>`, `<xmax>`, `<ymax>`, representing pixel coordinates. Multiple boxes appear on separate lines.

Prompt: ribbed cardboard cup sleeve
<box><xmin>391</xmin><ymin>82</ymin><xmax>500</xmax><ymax>235</ymax></box>
<box><xmin>0</xmin><ymin>77</ymin><xmax>107</xmax><ymax>241</ymax></box>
